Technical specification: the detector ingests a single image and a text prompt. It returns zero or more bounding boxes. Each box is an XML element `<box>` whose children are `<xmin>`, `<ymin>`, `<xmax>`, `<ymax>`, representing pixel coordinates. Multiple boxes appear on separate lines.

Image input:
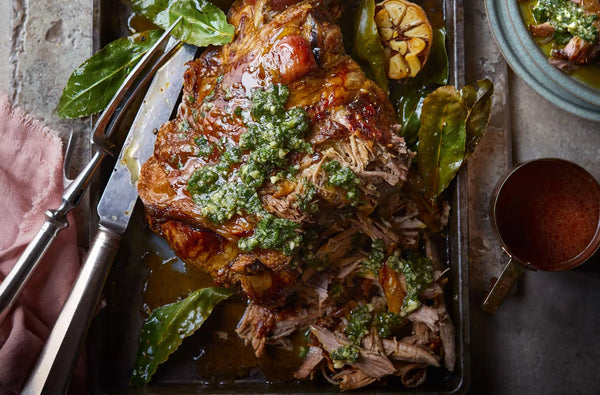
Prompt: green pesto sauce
<box><xmin>298</xmin><ymin>346</ymin><xmax>309</xmax><ymax>359</ymax></box>
<box><xmin>532</xmin><ymin>0</ymin><xmax>598</xmax><ymax>44</ymax></box>
<box><xmin>238</xmin><ymin>214</ymin><xmax>301</xmax><ymax>256</ymax></box>
<box><xmin>330</xmin><ymin>344</ymin><xmax>360</xmax><ymax>367</ymax></box>
<box><xmin>239</xmin><ymin>84</ymin><xmax>311</xmax><ymax>188</ymax></box>
<box><xmin>295</xmin><ymin>229</ymin><xmax>328</xmax><ymax>270</ymax></box>
<box><xmin>387</xmin><ymin>252</ymin><xmax>434</xmax><ymax>316</ymax></box>
<box><xmin>323</xmin><ymin>160</ymin><xmax>360</xmax><ymax>201</ymax></box>
<box><xmin>194</xmin><ymin>135</ymin><xmax>214</xmax><ymax>158</ymax></box>
<box><xmin>297</xmin><ymin>180</ymin><xmax>317</xmax><ymax>214</ymax></box>
<box><xmin>361</xmin><ymin>238</ymin><xmax>386</xmax><ymax>276</ymax></box>
<box><xmin>345</xmin><ymin>304</ymin><xmax>373</xmax><ymax>344</ymax></box>
<box><xmin>187</xmin><ymin>84</ymin><xmax>310</xmax><ymax>255</ymax></box>
<box><xmin>187</xmin><ymin>141</ymin><xmax>251</xmax><ymax>224</ymax></box>
<box><xmin>373</xmin><ymin>311</ymin><xmax>403</xmax><ymax>339</ymax></box>
<box><xmin>520</xmin><ymin>1</ymin><xmax>600</xmax><ymax>90</ymax></box>
<box><xmin>345</xmin><ymin>303</ymin><xmax>403</xmax><ymax>343</ymax></box>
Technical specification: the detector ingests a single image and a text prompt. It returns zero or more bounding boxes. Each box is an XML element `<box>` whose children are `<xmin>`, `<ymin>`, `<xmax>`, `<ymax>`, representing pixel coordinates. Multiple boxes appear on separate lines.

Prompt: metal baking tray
<box><xmin>87</xmin><ymin>0</ymin><xmax>469</xmax><ymax>393</ymax></box>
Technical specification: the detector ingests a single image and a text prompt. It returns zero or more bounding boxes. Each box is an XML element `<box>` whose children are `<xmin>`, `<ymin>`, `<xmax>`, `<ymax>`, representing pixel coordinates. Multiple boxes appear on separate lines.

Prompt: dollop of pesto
<box><xmin>298</xmin><ymin>346</ymin><xmax>309</xmax><ymax>359</ymax></box>
<box><xmin>239</xmin><ymin>84</ymin><xmax>311</xmax><ymax>187</ymax></box>
<box><xmin>330</xmin><ymin>344</ymin><xmax>360</xmax><ymax>368</ymax></box>
<box><xmin>193</xmin><ymin>135</ymin><xmax>214</xmax><ymax>158</ymax></box>
<box><xmin>361</xmin><ymin>238</ymin><xmax>386</xmax><ymax>276</ymax></box>
<box><xmin>297</xmin><ymin>180</ymin><xmax>317</xmax><ymax>214</ymax></box>
<box><xmin>238</xmin><ymin>213</ymin><xmax>301</xmax><ymax>256</ymax></box>
<box><xmin>533</xmin><ymin>0</ymin><xmax>599</xmax><ymax>44</ymax></box>
<box><xmin>345</xmin><ymin>304</ymin><xmax>373</xmax><ymax>344</ymax></box>
<box><xmin>387</xmin><ymin>251</ymin><xmax>434</xmax><ymax>316</ymax></box>
<box><xmin>187</xmin><ymin>140</ymin><xmax>253</xmax><ymax>224</ymax></box>
<box><xmin>323</xmin><ymin>160</ymin><xmax>361</xmax><ymax>201</ymax></box>
<box><xmin>345</xmin><ymin>304</ymin><xmax>403</xmax><ymax>342</ymax></box>
<box><xmin>187</xmin><ymin>84</ymin><xmax>311</xmax><ymax>255</ymax></box>
<box><xmin>373</xmin><ymin>311</ymin><xmax>403</xmax><ymax>338</ymax></box>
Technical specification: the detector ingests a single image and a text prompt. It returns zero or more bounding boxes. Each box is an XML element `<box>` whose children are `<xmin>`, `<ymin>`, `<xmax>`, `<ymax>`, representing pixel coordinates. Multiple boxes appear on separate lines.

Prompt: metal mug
<box><xmin>482</xmin><ymin>158</ymin><xmax>600</xmax><ymax>314</ymax></box>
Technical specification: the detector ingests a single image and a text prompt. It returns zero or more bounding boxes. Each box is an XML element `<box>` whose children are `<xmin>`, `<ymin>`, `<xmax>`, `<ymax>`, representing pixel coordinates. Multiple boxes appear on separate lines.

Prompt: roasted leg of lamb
<box><xmin>138</xmin><ymin>0</ymin><xmax>454</xmax><ymax>389</ymax></box>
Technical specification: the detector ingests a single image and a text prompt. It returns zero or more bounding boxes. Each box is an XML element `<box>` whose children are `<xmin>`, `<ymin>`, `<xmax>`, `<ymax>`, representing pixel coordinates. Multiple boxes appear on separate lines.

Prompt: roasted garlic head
<box><xmin>375</xmin><ymin>0</ymin><xmax>433</xmax><ymax>79</ymax></box>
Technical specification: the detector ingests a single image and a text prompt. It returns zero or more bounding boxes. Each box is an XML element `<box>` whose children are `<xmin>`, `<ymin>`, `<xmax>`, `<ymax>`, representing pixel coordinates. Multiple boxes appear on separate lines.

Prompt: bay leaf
<box><xmin>416</xmin><ymin>86</ymin><xmax>467</xmax><ymax>199</ymax></box>
<box><xmin>419</xmin><ymin>28</ymin><xmax>449</xmax><ymax>87</ymax></box>
<box><xmin>56</xmin><ymin>30</ymin><xmax>162</xmax><ymax>119</ymax></box>
<box><xmin>391</xmin><ymin>29</ymin><xmax>449</xmax><ymax>143</ymax></box>
<box><xmin>130</xmin><ymin>286</ymin><xmax>234</xmax><ymax>386</ymax></box>
<box><xmin>462</xmin><ymin>79</ymin><xmax>494</xmax><ymax>156</ymax></box>
<box><xmin>132</xmin><ymin>0</ymin><xmax>234</xmax><ymax>47</ymax></box>
<box><xmin>397</xmin><ymin>91</ymin><xmax>425</xmax><ymax>147</ymax></box>
<box><xmin>352</xmin><ymin>0</ymin><xmax>389</xmax><ymax>94</ymax></box>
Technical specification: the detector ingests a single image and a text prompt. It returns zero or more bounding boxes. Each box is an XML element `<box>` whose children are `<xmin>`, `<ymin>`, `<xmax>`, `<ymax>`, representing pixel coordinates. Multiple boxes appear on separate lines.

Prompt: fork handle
<box><xmin>22</xmin><ymin>225</ymin><xmax>121</xmax><ymax>395</ymax></box>
<box><xmin>0</xmin><ymin>210</ymin><xmax>68</xmax><ymax>319</ymax></box>
<box><xmin>0</xmin><ymin>150</ymin><xmax>109</xmax><ymax>320</ymax></box>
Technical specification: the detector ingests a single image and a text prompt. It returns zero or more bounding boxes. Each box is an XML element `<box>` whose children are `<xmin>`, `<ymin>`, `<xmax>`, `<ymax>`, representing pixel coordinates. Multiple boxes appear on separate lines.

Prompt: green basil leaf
<box><xmin>132</xmin><ymin>0</ymin><xmax>234</xmax><ymax>47</ymax></box>
<box><xmin>56</xmin><ymin>30</ymin><xmax>162</xmax><ymax>119</ymax></box>
<box><xmin>130</xmin><ymin>287</ymin><xmax>234</xmax><ymax>386</ymax></box>
<box><xmin>416</xmin><ymin>86</ymin><xmax>467</xmax><ymax>199</ymax></box>
<box><xmin>352</xmin><ymin>0</ymin><xmax>389</xmax><ymax>94</ymax></box>
<box><xmin>461</xmin><ymin>79</ymin><xmax>494</xmax><ymax>156</ymax></box>
<box><xmin>391</xmin><ymin>29</ymin><xmax>448</xmax><ymax>142</ymax></box>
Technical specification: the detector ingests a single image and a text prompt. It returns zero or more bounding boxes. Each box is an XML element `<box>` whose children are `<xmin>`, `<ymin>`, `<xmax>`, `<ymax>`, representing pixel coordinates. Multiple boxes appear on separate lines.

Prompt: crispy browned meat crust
<box><xmin>137</xmin><ymin>3</ymin><xmax>456</xmax><ymax>388</ymax></box>
<box><xmin>138</xmin><ymin>0</ymin><xmax>409</xmax><ymax>306</ymax></box>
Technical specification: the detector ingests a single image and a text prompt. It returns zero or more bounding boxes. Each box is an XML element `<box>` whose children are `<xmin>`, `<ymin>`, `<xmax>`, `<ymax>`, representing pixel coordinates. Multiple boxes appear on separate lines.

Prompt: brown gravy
<box><xmin>142</xmin><ymin>252</ymin><xmax>304</xmax><ymax>383</ymax></box>
<box><xmin>494</xmin><ymin>159</ymin><xmax>600</xmax><ymax>271</ymax></box>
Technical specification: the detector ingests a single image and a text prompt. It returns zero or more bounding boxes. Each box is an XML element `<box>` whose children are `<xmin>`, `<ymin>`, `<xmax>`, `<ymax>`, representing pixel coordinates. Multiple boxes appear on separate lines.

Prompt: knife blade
<box><xmin>22</xmin><ymin>42</ymin><xmax>197</xmax><ymax>395</ymax></box>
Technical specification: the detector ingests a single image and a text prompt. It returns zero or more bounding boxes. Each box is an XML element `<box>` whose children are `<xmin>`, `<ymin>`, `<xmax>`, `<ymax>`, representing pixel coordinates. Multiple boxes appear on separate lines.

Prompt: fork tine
<box><xmin>96</xmin><ymin>38</ymin><xmax>184</xmax><ymax>154</ymax></box>
<box><xmin>92</xmin><ymin>16</ymin><xmax>184</xmax><ymax>138</ymax></box>
<box><xmin>62</xmin><ymin>131</ymin><xmax>78</xmax><ymax>187</ymax></box>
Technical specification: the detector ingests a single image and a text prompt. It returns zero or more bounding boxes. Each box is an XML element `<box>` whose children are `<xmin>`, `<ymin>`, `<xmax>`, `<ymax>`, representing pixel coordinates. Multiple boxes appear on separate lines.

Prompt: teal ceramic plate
<box><xmin>485</xmin><ymin>0</ymin><xmax>600</xmax><ymax>122</ymax></box>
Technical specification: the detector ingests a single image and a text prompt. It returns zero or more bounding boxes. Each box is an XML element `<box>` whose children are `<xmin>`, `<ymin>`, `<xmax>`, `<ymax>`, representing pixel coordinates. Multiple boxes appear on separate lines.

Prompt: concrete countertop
<box><xmin>1</xmin><ymin>0</ymin><xmax>598</xmax><ymax>393</ymax></box>
<box><xmin>465</xmin><ymin>2</ymin><xmax>600</xmax><ymax>394</ymax></box>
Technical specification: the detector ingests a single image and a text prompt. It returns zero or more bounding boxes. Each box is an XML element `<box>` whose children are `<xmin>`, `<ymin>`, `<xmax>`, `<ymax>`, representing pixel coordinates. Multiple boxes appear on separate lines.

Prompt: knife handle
<box><xmin>22</xmin><ymin>225</ymin><xmax>122</xmax><ymax>395</ymax></box>
<box><xmin>0</xmin><ymin>210</ymin><xmax>68</xmax><ymax>320</ymax></box>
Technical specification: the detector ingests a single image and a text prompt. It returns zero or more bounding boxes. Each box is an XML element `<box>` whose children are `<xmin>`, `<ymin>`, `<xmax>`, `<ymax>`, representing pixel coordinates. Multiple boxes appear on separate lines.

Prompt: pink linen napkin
<box><xmin>0</xmin><ymin>92</ymin><xmax>83</xmax><ymax>394</ymax></box>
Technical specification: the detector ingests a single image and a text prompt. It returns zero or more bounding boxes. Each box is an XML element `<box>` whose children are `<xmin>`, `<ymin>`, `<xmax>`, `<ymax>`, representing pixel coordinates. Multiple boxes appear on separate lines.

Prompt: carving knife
<box><xmin>22</xmin><ymin>42</ymin><xmax>197</xmax><ymax>395</ymax></box>
<box><xmin>0</xmin><ymin>20</ymin><xmax>184</xmax><ymax>319</ymax></box>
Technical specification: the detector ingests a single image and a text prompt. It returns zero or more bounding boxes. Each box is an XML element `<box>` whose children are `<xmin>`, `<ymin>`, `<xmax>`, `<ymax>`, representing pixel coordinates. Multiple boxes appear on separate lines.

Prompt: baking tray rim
<box><xmin>87</xmin><ymin>0</ymin><xmax>470</xmax><ymax>393</ymax></box>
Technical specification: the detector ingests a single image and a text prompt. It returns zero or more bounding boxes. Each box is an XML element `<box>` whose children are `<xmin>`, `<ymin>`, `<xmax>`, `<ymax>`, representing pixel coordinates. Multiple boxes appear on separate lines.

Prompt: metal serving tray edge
<box><xmin>87</xmin><ymin>1</ymin><xmax>469</xmax><ymax>393</ymax></box>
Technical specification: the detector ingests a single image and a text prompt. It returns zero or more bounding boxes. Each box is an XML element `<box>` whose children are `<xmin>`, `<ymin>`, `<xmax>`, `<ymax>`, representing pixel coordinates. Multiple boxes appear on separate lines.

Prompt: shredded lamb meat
<box><xmin>138</xmin><ymin>0</ymin><xmax>456</xmax><ymax>390</ymax></box>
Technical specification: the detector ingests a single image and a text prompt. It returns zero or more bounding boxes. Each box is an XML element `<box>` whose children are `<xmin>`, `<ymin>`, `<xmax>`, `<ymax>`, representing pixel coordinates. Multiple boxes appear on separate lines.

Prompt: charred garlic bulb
<box><xmin>375</xmin><ymin>0</ymin><xmax>433</xmax><ymax>79</ymax></box>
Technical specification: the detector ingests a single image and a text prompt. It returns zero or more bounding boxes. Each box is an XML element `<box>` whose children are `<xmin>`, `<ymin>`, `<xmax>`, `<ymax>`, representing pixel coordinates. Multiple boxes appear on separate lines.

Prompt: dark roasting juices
<box><xmin>142</xmin><ymin>253</ymin><xmax>304</xmax><ymax>383</ymax></box>
<box><xmin>494</xmin><ymin>159</ymin><xmax>600</xmax><ymax>271</ymax></box>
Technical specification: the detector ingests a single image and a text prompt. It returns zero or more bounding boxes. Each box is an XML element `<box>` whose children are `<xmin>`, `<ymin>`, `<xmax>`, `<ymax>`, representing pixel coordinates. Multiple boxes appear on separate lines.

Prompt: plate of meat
<box><xmin>87</xmin><ymin>0</ymin><xmax>473</xmax><ymax>393</ymax></box>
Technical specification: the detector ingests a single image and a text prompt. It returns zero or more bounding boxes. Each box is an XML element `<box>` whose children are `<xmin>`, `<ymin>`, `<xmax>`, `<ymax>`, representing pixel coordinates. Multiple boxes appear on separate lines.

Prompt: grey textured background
<box><xmin>0</xmin><ymin>0</ymin><xmax>599</xmax><ymax>393</ymax></box>
<box><xmin>1</xmin><ymin>0</ymin><xmax>93</xmax><ymax>141</ymax></box>
<box><xmin>466</xmin><ymin>2</ymin><xmax>600</xmax><ymax>394</ymax></box>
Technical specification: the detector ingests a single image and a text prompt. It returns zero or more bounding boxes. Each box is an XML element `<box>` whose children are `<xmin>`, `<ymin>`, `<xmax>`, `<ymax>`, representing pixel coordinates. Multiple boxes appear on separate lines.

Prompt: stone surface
<box><xmin>0</xmin><ymin>0</ymin><xmax>9</xmax><ymax>93</ymax></box>
<box><xmin>466</xmin><ymin>1</ymin><xmax>600</xmax><ymax>394</ymax></box>
<box><xmin>7</xmin><ymin>0</ymin><xmax>93</xmax><ymax>144</ymax></box>
<box><xmin>464</xmin><ymin>0</ymin><xmax>513</xmax><ymax>298</ymax></box>
<box><xmin>510</xmin><ymin>74</ymin><xmax>600</xmax><ymax>171</ymax></box>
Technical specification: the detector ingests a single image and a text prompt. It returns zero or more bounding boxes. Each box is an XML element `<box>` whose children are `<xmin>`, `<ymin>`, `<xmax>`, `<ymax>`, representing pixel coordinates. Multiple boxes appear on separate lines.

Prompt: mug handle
<box><xmin>481</xmin><ymin>258</ymin><xmax>526</xmax><ymax>314</ymax></box>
